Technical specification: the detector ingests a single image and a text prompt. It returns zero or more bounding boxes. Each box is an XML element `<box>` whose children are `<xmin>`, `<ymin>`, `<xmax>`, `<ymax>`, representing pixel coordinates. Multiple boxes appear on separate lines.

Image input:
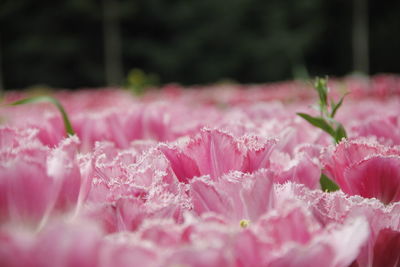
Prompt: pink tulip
<box><xmin>160</xmin><ymin>129</ymin><xmax>276</xmax><ymax>182</ymax></box>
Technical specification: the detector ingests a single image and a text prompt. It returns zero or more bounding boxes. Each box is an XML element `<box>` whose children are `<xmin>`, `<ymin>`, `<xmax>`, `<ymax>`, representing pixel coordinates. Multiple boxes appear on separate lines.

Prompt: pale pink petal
<box><xmin>48</xmin><ymin>136</ymin><xmax>81</xmax><ymax>210</ymax></box>
<box><xmin>99</xmin><ymin>241</ymin><xmax>158</xmax><ymax>267</ymax></box>
<box><xmin>190</xmin><ymin>177</ymin><xmax>233</xmax><ymax>218</ymax></box>
<box><xmin>190</xmin><ymin>169</ymin><xmax>274</xmax><ymax>222</ymax></box>
<box><xmin>0</xmin><ymin>227</ymin><xmax>34</xmax><ymax>267</ymax></box>
<box><xmin>267</xmin><ymin>217</ymin><xmax>368</xmax><ymax>267</ymax></box>
<box><xmin>272</xmin><ymin>151</ymin><xmax>321</xmax><ymax>189</ymax></box>
<box><xmin>185</xmin><ymin>129</ymin><xmax>245</xmax><ymax>179</ymax></box>
<box><xmin>33</xmin><ymin>220</ymin><xmax>103</xmax><ymax>267</ymax></box>
<box><xmin>352</xmin><ymin>115</ymin><xmax>400</xmax><ymax>145</ymax></box>
<box><xmin>164</xmin><ymin>247</ymin><xmax>230</xmax><ymax>267</ymax></box>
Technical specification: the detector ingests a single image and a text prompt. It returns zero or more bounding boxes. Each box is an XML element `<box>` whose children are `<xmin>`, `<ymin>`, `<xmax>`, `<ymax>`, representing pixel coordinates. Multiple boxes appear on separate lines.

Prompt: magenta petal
<box><xmin>344</xmin><ymin>156</ymin><xmax>400</xmax><ymax>204</ymax></box>
<box><xmin>322</xmin><ymin>139</ymin><xmax>383</xmax><ymax>192</ymax></box>
<box><xmin>322</xmin><ymin>138</ymin><xmax>400</xmax><ymax>203</ymax></box>
<box><xmin>372</xmin><ymin>228</ymin><xmax>400</xmax><ymax>267</ymax></box>
<box><xmin>159</xmin><ymin>145</ymin><xmax>200</xmax><ymax>183</ymax></box>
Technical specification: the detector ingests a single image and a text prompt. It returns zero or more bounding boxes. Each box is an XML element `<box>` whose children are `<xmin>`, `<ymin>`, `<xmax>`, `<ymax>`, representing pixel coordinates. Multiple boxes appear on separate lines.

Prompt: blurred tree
<box><xmin>369</xmin><ymin>0</ymin><xmax>400</xmax><ymax>75</ymax></box>
<box><xmin>353</xmin><ymin>0</ymin><xmax>369</xmax><ymax>74</ymax></box>
<box><xmin>0</xmin><ymin>33</ymin><xmax>3</xmax><ymax>93</ymax></box>
<box><xmin>103</xmin><ymin>0</ymin><xmax>123</xmax><ymax>86</ymax></box>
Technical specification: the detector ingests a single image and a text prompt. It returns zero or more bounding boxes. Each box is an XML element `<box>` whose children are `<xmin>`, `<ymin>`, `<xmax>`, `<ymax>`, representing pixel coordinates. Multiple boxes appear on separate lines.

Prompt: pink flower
<box><xmin>170</xmin><ymin>196</ymin><xmax>369</xmax><ymax>267</ymax></box>
<box><xmin>180</xmin><ymin>129</ymin><xmax>247</xmax><ymax>179</ymax></box>
<box><xmin>248</xmin><ymin>203</ymin><xmax>368</xmax><ymax>267</ymax></box>
<box><xmin>160</xmin><ymin>129</ymin><xmax>276</xmax><ymax>182</ymax></box>
<box><xmin>322</xmin><ymin>138</ymin><xmax>400</xmax><ymax>204</ymax></box>
<box><xmin>82</xmin><ymin>141</ymin><xmax>191</xmax><ymax>232</ymax></box>
<box><xmin>281</xmin><ymin>182</ymin><xmax>400</xmax><ymax>267</ymax></box>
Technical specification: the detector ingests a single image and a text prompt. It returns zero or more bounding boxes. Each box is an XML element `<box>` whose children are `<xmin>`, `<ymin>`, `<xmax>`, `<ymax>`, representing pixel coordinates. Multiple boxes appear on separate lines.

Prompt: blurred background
<box><xmin>1</xmin><ymin>0</ymin><xmax>399</xmax><ymax>90</ymax></box>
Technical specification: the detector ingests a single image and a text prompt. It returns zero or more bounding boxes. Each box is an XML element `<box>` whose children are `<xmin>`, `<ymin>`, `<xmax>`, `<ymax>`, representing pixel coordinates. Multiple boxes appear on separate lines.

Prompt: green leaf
<box><xmin>334</xmin><ymin>123</ymin><xmax>347</xmax><ymax>143</ymax></box>
<box><xmin>297</xmin><ymin>113</ymin><xmax>336</xmax><ymax>137</ymax></box>
<box><xmin>320</xmin><ymin>173</ymin><xmax>340</xmax><ymax>192</ymax></box>
<box><xmin>11</xmin><ymin>96</ymin><xmax>75</xmax><ymax>136</ymax></box>
<box><xmin>330</xmin><ymin>99</ymin><xmax>336</xmax><ymax>112</ymax></box>
<box><xmin>330</xmin><ymin>93</ymin><xmax>347</xmax><ymax>118</ymax></box>
<box><xmin>315</xmin><ymin>77</ymin><xmax>328</xmax><ymax>108</ymax></box>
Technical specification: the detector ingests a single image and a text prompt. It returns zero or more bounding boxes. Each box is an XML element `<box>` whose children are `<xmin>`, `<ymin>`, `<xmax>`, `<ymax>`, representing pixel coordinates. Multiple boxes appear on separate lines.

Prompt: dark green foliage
<box><xmin>1</xmin><ymin>0</ymin><xmax>400</xmax><ymax>89</ymax></box>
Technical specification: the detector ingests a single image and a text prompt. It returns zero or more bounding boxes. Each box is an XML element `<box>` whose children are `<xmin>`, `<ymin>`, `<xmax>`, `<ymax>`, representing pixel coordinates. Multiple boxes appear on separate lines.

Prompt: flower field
<box><xmin>1</xmin><ymin>75</ymin><xmax>400</xmax><ymax>266</ymax></box>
